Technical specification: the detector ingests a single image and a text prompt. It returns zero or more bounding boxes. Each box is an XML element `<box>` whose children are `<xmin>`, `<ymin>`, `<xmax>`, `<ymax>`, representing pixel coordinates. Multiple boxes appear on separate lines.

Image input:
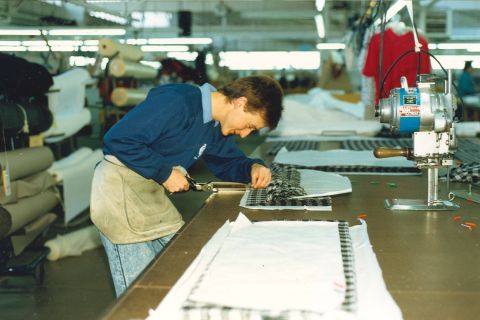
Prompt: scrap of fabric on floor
<box><xmin>147</xmin><ymin>213</ymin><xmax>403</xmax><ymax>320</ymax></box>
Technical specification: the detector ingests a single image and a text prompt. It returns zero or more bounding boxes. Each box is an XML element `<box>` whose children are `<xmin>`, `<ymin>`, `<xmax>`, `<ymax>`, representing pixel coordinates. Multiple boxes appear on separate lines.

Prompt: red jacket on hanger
<box><xmin>362</xmin><ymin>28</ymin><xmax>431</xmax><ymax>104</ymax></box>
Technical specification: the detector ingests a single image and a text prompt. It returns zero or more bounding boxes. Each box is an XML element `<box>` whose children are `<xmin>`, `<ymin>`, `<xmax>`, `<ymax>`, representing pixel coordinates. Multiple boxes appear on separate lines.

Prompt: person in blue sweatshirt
<box><xmin>90</xmin><ymin>75</ymin><xmax>283</xmax><ymax>296</ymax></box>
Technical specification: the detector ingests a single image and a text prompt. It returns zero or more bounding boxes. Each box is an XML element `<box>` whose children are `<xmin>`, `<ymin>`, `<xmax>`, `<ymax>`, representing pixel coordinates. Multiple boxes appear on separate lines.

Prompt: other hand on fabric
<box><xmin>250</xmin><ymin>163</ymin><xmax>271</xmax><ymax>189</ymax></box>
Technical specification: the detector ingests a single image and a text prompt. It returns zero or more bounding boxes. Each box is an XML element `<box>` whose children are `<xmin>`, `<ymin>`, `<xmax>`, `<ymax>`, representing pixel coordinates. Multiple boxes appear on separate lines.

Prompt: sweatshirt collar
<box><xmin>199</xmin><ymin>83</ymin><xmax>218</xmax><ymax>125</ymax></box>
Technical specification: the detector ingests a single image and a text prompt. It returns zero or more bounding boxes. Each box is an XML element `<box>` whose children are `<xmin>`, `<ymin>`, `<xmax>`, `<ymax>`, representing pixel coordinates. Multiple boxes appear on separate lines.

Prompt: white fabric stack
<box><xmin>48</xmin><ymin>147</ymin><xmax>103</xmax><ymax>222</ymax></box>
<box><xmin>44</xmin><ymin>68</ymin><xmax>93</xmax><ymax>143</ymax></box>
<box><xmin>148</xmin><ymin>213</ymin><xmax>403</xmax><ymax>320</ymax></box>
<box><xmin>268</xmin><ymin>88</ymin><xmax>382</xmax><ymax>137</ymax></box>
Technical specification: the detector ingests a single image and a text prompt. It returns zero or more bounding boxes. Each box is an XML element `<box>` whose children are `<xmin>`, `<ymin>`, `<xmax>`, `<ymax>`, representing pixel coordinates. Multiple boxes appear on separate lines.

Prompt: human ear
<box><xmin>235</xmin><ymin>97</ymin><xmax>248</xmax><ymax>109</ymax></box>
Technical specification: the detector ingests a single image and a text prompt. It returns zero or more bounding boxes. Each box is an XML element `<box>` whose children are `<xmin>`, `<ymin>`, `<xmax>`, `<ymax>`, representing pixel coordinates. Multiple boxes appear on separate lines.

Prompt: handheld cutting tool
<box><xmin>185</xmin><ymin>175</ymin><xmax>247</xmax><ymax>192</ymax></box>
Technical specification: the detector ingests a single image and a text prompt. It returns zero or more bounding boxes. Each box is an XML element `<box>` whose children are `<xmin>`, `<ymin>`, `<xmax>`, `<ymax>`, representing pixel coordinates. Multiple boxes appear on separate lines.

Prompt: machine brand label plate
<box><xmin>399</xmin><ymin>105</ymin><xmax>420</xmax><ymax>117</ymax></box>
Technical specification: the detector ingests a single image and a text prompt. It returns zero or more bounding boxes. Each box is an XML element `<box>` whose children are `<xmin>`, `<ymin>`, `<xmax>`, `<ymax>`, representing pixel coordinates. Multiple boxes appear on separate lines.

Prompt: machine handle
<box><xmin>374</xmin><ymin>147</ymin><xmax>413</xmax><ymax>160</ymax></box>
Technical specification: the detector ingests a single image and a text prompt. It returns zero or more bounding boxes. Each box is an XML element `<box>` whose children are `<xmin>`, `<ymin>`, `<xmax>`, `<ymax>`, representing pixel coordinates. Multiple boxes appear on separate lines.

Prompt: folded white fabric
<box><xmin>295</xmin><ymin>169</ymin><xmax>352</xmax><ymax>198</ymax></box>
<box><xmin>148</xmin><ymin>214</ymin><xmax>403</xmax><ymax>320</ymax></box>
<box><xmin>269</xmin><ymin>97</ymin><xmax>382</xmax><ymax>137</ymax></box>
<box><xmin>48</xmin><ymin>148</ymin><xmax>103</xmax><ymax>222</ymax></box>
<box><xmin>274</xmin><ymin>149</ymin><xmax>415</xmax><ymax>168</ymax></box>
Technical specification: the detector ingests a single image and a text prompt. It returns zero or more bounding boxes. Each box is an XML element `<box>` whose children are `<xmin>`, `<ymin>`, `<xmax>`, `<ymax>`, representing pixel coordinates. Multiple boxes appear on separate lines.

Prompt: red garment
<box><xmin>362</xmin><ymin>28</ymin><xmax>431</xmax><ymax>104</ymax></box>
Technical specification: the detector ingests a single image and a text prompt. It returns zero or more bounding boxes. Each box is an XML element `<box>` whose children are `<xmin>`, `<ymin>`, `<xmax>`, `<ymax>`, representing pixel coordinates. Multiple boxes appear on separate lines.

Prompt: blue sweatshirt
<box><xmin>103</xmin><ymin>83</ymin><xmax>264</xmax><ymax>184</ymax></box>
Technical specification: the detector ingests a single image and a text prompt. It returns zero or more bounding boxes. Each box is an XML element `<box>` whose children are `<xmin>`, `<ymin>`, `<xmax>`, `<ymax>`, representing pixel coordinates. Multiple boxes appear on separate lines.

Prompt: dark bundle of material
<box><xmin>0</xmin><ymin>96</ymin><xmax>53</xmax><ymax>137</ymax></box>
<box><xmin>0</xmin><ymin>53</ymin><xmax>53</xmax><ymax>98</ymax></box>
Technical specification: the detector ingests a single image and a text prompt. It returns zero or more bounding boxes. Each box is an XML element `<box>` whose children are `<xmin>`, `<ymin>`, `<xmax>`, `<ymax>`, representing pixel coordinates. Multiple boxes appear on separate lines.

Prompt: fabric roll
<box><xmin>0</xmin><ymin>188</ymin><xmax>59</xmax><ymax>239</ymax></box>
<box><xmin>0</xmin><ymin>97</ymin><xmax>53</xmax><ymax>137</ymax></box>
<box><xmin>109</xmin><ymin>58</ymin><xmax>158</xmax><ymax>79</ymax></box>
<box><xmin>44</xmin><ymin>225</ymin><xmax>101</xmax><ymax>261</ymax></box>
<box><xmin>10</xmin><ymin>212</ymin><xmax>57</xmax><ymax>256</ymax></box>
<box><xmin>0</xmin><ymin>147</ymin><xmax>54</xmax><ymax>182</ymax></box>
<box><xmin>0</xmin><ymin>171</ymin><xmax>57</xmax><ymax>205</ymax></box>
<box><xmin>98</xmin><ymin>38</ymin><xmax>144</xmax><ymax>61</ymax></box>
<box><xmin>111</xmin><ymin>87</ymin><xmax>149</xmax><ymax>107</ymax></box>
<box><xmin>43</xmin><ymin>107</ymin><xmax>91</xmax><ymax>143</ymax></box>
<box><xmin>47</xmin><ymin>68</ymin><xmax>92</xmax><ymax>115</ymax></box>
<box><xmin>48</xmin><ymin>148</ymin><xmax>103</xmax><ymax>222</ymax></box>
<box><xmin>0</xmin><ymin>52</ymin><xmax>53</xmax><ymax>98</ymax></box>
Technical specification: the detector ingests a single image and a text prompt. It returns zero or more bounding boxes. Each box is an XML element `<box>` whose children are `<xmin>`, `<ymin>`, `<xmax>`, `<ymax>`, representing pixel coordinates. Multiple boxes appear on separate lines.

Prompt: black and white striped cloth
<box><xmin>340</xmin><ymin>138</ymin><xmax>412</xmax><ymax>151</ymax></box>
<box><xmin>266</xmin><ymin>140</ymin><xmax>320</xmax><ymax>155</ymax></box>
<box><xmin>245</xmin><ymin>188</ymin><xmax>332</xmax><ymax>208</ymax></box>
<box><xmin>341</xmin><ymin>137</ymin><xmax>480</xmax><ymax>164</ymax></box>
<box><xmin>450</xmin><ymin>162</ymin><xmax>480</xmax><ymax>184</ymax></box>
<box><xmin>275</xmin><ymin>163</ymin><xmax>421</xmax><ymax>175</ymax></box>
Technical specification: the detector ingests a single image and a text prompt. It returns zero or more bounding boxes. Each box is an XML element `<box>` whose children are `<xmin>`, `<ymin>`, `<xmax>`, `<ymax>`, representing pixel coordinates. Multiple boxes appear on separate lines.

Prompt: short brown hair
<box><xmin>220</xmin><ymin>75</ymin><xmax>284</xmax><ymax>129</ymax></box>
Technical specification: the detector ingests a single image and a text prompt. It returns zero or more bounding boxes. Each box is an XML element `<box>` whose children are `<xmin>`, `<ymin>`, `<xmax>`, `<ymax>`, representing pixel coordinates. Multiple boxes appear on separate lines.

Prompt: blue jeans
<box><xmin>99</xmin><ymin>230</ymin><xmax>174</xmax><ymax>297</ymax></box>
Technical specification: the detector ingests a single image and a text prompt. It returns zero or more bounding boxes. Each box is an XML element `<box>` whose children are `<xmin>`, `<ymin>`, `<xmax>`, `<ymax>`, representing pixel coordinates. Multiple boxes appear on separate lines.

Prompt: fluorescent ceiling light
<box><xmin>148</xmin><ymin>38</ymin><xmax>213</xmax><ymax>45</ymax></box>
<box><xmin>316</xmin><ymin>43</ymin><xmax>345</xmax><ymax>50</ymax></box>
<box><xmin>374</xmin><ymin>0</ymin><xmax>407</xmax><ymax>26</ymax></box>
<box><xmin>48</xmin><ymin>28</ymin><xmax>126</xmax><ymax>36</ymax></box>
<box><xmin>219</xmin><ymin>51</ymin><xmax>320</xmax><ymax>71</ymax></box>
<box><xmin>140</xmin><ymin>45</ymin><xmax>189</xmax><ymax>52</ymax></box>
<box><xmin>437</xmin><ymin>43</ymin><xmax>480</xmax><ymax>51</ymax></box>
<box><xmin>0</xmin><ymin>46</ymin><xmax>27</xmax><ymax>51</ymax></box>
<box><xmin>0</xmin><ymin>29</ymin><xmax>45</xmax><ymax>35</ymax></box>
<box><xmin>315</xmin><ymin>0</ymin><xmax>326</xmax><ymax>12</ymax></box>
<box><xmin>0</xmin><ymin>41</ymin><xmax>21</xmax><ymax>46</ymax></box>
<box><xmin>89</xmin><ymin>11</ymin><xmax>128</xmax><ymax>25</ymax></box>
<box><xmin>126</xmin><ymin>39</ymin><xmax>148</xmax><ymax>45</ymax></box>
<box><xmin>84</xmin><ymin>40</ymin><xmax>99</xmax><ymax>46</ymax></box>
<box><xmin>428</xmin><ymin>43</ymin><xmax>437</xmax><ymax>50</ymax></box>
<box><xmin>430</xmin><ymin>55</ymin><xmax>480</xmax><ymax>70</ymax></box>
<box><xmin>315</xmin><ymin>14</ymin><xmax>325</xmax><ymax>39</ymax></box>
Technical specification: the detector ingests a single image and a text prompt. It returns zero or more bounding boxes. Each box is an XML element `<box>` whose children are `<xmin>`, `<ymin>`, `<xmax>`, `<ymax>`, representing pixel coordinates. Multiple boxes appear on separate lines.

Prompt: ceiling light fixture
<box><xmin>315</xmin><ymin>14</ymin><xmax>325</xmax><ymax>39</ymax></box>
<box><xmin>316</xmin><ymin>43</ymin><xmax>346</xmax><ymax>50</ymax></box>
<box><xmin>315</xmin><ymin>0</ymin><xmax>326</xmax><ymax>12</ymax></box>
<box><xmin>48</xmin><ymin>28</ymin><xmax>126</xmax><ymax>36</ymax></box>
<box><xmin>0</xmin><ymin>29</ymin><xmax>45</xmax><ymax>35</ymax></box>
<box><xmin>148</xmin><ymin>38</ymin><xmax>213</xmax><ymax>45</ymax></box>
<box><xmin>140</xmin><ymin>45</ymin><xmax>189</xmax><ymax>52</ymax></box>
<box><xmin>374</xmin><ymin>0</ymin><xmax>407</xmax><ymax>26</ymax></box>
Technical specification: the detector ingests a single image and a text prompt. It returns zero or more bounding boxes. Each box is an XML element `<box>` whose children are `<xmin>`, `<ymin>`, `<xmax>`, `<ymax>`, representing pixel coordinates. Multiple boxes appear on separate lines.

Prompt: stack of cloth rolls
<box><xmin>0</xmin><ymin>146</ymin><xmax>59</xmax><ymax>256</ymax></box>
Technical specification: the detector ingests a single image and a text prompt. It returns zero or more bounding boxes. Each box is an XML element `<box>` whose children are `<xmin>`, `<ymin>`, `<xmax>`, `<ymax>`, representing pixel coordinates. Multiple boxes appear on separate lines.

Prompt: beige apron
<box><xmin>90</xmin><ymin>156</ymin><xmax>184</xmax><ymax>244</ymax></box>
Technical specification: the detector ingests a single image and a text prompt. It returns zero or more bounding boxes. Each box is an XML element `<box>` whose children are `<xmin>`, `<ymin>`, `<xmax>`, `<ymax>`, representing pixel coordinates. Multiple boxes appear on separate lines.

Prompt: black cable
<box><xmin>378</xmin><ymin>0</ymin><xmax>387</xmax><ymax>103</ymax></box>
<box><xmin>377</xmin><ymin>48</ymin><xmax>464</xmax><ymax>121</ymax></box>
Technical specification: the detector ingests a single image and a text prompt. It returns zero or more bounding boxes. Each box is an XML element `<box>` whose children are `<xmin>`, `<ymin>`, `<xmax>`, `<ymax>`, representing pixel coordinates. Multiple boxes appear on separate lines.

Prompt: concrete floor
<box><xmin>0</xmin><ymin>133</ymin><xmax>264</xmax><ymax>320</ymax></box>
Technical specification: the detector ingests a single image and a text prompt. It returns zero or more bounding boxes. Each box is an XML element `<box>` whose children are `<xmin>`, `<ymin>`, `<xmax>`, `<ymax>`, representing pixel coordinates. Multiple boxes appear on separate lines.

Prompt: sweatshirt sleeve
<box><xmin>103</xmin><ymin>88</ymin><xmax>188</xmax><ymax>184</ymax></box>
<box><xmin>201</xmin><ymin>136</ymin><xmax>266</xmax><ymax>183</ymax></box>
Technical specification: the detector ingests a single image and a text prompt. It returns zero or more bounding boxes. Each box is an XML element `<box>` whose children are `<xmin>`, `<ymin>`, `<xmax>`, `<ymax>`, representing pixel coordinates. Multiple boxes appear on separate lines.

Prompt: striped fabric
<box><xmin>266</xmin><ymin>140</ymin><xmax>320</xmax><ymax>155</ymax></box>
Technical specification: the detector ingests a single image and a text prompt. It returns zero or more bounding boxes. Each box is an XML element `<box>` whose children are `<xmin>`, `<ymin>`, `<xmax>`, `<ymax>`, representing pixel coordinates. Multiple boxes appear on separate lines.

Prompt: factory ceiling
<box><xmin>0</xmin><ymin>0</ymin><xmax>479</xmax><ymax>52</ymax></box>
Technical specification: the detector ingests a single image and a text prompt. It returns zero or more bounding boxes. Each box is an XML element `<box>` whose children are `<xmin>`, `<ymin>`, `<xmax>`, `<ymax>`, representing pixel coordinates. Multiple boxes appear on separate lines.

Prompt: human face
<box><xmin>221</xmin><ymin>99</ymin><xmax>267</xmax><ymax>138</ymax></box>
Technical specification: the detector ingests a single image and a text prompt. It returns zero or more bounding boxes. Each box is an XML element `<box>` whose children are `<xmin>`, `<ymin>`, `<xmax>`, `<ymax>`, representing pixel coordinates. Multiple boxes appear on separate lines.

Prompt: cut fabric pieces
<box><xmin>240</xmin><ymin>188</ymin><xmax>332</xmax><ymax>211</ymax></box>
<box><xmin>148</xmin><ymin>214</ymin><xmax>403</xmax><ymax>320</ymax></box>
<box><xmin>273</xmin><ymin>149</ymin><xmax>420</xmax><ymax>175</ymax></box>
<box><xmin>240</xmin><ymin>164</ymin><xmax>350</xmax><ymax>210</ymax></box>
